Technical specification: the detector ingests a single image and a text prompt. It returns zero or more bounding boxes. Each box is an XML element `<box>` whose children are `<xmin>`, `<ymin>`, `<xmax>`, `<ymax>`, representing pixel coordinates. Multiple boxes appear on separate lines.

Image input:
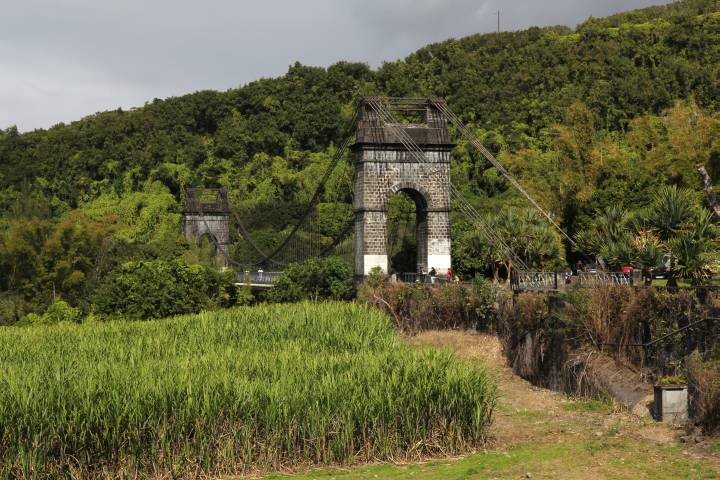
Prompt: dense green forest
<box><xmin>2</xmin><ymin>0</ymin><xmax>720</xmax><ymax>323</ymax></box>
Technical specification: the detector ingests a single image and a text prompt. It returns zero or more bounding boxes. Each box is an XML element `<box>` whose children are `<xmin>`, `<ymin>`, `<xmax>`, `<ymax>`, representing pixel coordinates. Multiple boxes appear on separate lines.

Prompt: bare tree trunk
<box><xmin>697</xmin><ymin>165</ymin><xmax>720</xmax><ymax>222</ymax></box>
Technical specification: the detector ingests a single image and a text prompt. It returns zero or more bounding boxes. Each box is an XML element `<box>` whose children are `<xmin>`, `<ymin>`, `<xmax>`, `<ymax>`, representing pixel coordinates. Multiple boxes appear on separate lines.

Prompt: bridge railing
<box><xmin>511</xmin><ymin>271</ymin><xmax>558</xmax><ymax>291</ymax></box>
<box><xmin>397</xmin><ymin>272</ymin><xmax>424</xmax><ymax>284</ymax></box>
<box><xmin>578</xmin><ymin>271</ymin><xmax>632</xmax><ymax>287</ymax></box>
<box><xmin>511</xmin><ymin>270</ymin><xmax>634</xmax><ymax>292</ymax></box>
<box><xmin>237</xmin><ymin>270</ymin><xmax>636</xmax><ymax>289</ymax></box>
<box><xmin>237</xmin><ymin>271</ymin><xmax>284</xmax><ymax>285</ymax></box>
<box><xmin>395</xmin><ymin>272</ymin><xmax>453</xmax><ymax>285</ymax></box>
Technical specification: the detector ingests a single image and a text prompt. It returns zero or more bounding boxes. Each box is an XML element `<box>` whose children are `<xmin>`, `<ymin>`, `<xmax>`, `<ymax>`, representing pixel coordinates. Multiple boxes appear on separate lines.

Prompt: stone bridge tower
<box><xmin>353</xmin><ymin>98</ymin><xmax>453</xmax><ymax>277</ymax></box>
<box><xmin>183</xmin><ymin>188</ymin><xmax>230</xmax><ymax>268</ymax></box>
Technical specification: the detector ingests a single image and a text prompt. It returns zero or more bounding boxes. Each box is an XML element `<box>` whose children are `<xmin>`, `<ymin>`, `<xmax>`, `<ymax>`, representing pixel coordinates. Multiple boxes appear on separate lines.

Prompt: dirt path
<box><xmin>408</xmin><ymin>330</ymin><xmax>720</xmax><ymax>478</ymax></box>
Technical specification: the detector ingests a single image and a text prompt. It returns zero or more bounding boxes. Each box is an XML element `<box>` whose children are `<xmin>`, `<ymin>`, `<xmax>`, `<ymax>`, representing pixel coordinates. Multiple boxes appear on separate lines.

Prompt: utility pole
<box><xmin>497</xmin><ymin>10</ymin><xmax>500</xmax><ymax>34</ymax></box>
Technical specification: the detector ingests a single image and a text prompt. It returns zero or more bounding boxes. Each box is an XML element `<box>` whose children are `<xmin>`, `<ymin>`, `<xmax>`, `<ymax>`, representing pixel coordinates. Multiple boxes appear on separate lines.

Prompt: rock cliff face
<box><xmin>499</xmin><ymin>288</ymin><xmax>719</xmax><ymax>422</ymax></box>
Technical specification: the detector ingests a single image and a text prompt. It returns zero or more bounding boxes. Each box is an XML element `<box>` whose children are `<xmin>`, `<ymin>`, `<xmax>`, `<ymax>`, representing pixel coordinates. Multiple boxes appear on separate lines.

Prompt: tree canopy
<box><xmin>2</xmin><ymin>0</ymin><xmax>720</xmax><ymax>321</ymax></box>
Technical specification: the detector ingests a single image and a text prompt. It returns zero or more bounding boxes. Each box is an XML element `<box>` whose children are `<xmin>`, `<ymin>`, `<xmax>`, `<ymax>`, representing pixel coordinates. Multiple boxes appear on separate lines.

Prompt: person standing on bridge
<box><xmin>429</xmin><ymin>267</ymin><xmax>437</xmax><ymax>285</ymax></box>
<box><xmin>642</xmin><ymin>265</ymin><xmax>653</xmax><ymax>286</ymax></box>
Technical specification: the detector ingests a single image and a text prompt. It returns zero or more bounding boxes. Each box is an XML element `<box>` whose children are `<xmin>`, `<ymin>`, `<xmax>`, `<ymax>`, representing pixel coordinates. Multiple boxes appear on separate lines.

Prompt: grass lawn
<box><xmin>264</xmin><ymin>440</ymin><xmax>717</xmax><ymax>479</ymax></box>
<box><xmin>649</xmin><ymin>278</ymin><xmax>692</xmax><ymax>287</ymax></box>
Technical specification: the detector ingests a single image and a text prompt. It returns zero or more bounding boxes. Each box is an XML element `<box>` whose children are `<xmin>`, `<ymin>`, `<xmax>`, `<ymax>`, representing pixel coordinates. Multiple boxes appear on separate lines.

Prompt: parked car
<box><xmin>652</xmin><ymin>254</ymin><xmax>672</xmax><ymax>279</ymax></box>
<box><xmin>585</xmin><ymin>263</ymin><xmax>599</xmax><ymax>274</ymax></box>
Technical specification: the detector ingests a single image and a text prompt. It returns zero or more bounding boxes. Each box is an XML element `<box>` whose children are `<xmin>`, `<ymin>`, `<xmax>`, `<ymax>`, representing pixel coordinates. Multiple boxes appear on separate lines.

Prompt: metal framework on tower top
<box><xmin>184</xmin><ymin>188</ymin><xmax>230</xmax><ymax>214</ymax></box>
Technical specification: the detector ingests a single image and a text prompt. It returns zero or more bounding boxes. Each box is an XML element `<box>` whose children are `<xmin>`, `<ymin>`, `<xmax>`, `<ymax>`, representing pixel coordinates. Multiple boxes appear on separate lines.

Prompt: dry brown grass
<box><xmin>358</xmin><ymin>282</ymin><xmax>493</xmax><ymax>333</ymax></box>
<box><xmin>687</xmin><ymin>352</ymin><xmax>720</xmax><ymax>434</ymax></box>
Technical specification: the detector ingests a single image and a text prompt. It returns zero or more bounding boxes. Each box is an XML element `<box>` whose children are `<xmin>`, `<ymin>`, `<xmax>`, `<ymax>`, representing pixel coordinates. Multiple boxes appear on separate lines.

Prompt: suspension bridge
<box><xmin>183</xmin><ymin>96</ymin><xmax>579</xmax><ymax>289</ymax></box>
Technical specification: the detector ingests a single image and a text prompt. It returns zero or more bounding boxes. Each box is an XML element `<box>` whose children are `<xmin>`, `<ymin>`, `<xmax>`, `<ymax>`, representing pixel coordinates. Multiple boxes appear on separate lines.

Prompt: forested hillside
<box><xmin>1</xmin><ymin>0</ymin><xmax>720</xmax><ymax>322</ymax></box>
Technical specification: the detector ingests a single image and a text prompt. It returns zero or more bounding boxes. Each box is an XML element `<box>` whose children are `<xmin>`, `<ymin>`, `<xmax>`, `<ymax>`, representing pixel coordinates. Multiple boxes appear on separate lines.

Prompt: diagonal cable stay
<box><xmin>364</xmin><ymin>97</ymin><xmax>530</xmax><ymax>271</ymax></box>
<box><xmin>197</xmin><ymin>97</ymin><xmax>578</xmax><ymax>272</ymax></box>
<box><xmin>430</xmin><ymin>99</ymin><xmax>577</xmax><ymax>248</ymax></box>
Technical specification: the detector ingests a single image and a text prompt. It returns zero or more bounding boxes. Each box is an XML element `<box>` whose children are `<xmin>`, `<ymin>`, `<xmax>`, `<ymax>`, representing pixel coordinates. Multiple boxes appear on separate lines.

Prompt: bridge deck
<box><xmin>233</xmin><ymin>283</ymin><xmax>275</xmax><ymax>290</ymax></box>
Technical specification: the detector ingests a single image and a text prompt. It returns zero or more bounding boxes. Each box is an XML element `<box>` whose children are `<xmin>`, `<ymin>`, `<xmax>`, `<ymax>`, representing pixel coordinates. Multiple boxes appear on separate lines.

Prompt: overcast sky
<box><xmin>1</xmin><ymin>0</ymin><xmax>671</xmax><ymax>132</ymax></box>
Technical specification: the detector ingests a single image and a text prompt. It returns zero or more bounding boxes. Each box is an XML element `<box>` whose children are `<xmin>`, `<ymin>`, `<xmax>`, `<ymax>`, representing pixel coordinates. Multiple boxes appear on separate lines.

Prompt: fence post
<box><xmin>554</xmin><ymin>271</ymin><xmax>558</xmax><ymax>290</ymax></box>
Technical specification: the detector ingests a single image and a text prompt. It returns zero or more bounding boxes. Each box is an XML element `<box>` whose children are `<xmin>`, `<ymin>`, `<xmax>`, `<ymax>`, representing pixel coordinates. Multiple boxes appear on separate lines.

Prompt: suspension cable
<box><xmin>430</xmin><ymin>99</ymin><xmax>578</xmax><ymax>248</ymax></box>
<box><xmin>365</xmin><ymin>98</ymin><xmax>527</xmax><ymax>269</ymax></box>
<box><xmin>259</xmin><ymin>114</ymin><xmax>358</xmax><ymax>262</ymax></box>
<box><xmin>198</xmin><ymin>97</ymin><xmax>570</xmax><ymax>271</ymax></box>
<box><xmin>365</xmin><ymin>97</ymin><xmax>530</xmax><ymax>271</ymax></box>
<box><xmin>223</xmin><ymin>106</ymin><xmax>359</xmax><ymax>266</ymax></box>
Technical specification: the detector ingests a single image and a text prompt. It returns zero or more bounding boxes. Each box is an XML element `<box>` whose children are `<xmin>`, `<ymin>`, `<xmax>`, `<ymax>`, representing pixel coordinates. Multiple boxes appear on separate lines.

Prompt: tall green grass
<box><xmin>0</xmin><ymin>302</ymin><xmax>495</xmax><ymax>478</ymax></box>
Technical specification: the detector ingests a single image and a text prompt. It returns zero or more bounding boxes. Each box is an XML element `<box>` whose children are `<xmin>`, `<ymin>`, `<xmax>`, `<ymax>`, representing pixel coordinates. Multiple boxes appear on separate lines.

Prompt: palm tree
<box><xmin>668</xmin><ymin>210</ymin><xmax>720</xmax><ymax>285</ymax></box>
<box><xmin>632</xmin><ymin>229</ymin><xmax>664</xmax><ymax>270</ymax></box>
<box><xmin>638</xmin><ymin>186</ymin><xmax>719</xmax><ymax>285</ymax></box>
<box><xmin>484</xmin><ymin>208</ymin><xmax>565</xmax><ymax>280</ymax></box>
<box><xmin>574</xmin><ymin>186</ymin><xmax>720</xmax><ymax>283</ymax></box>
<box><xmin>642</xmin><ymin>185</ymin><xmax>698</xmax><ymax>241</ymax></box>
<box><xmin>576</xmin><ymin>205</ymin><xmax>635</xmax><ymax>270</ymax></box>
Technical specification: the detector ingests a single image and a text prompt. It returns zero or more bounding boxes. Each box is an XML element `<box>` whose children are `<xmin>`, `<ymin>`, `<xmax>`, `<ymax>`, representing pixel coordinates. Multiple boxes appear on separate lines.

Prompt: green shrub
<box><xmin>657</xmin><ymin>374</ymin><xmax>686</xmax><ymax>386</ymax></box>
<box><xmin>235</xmin><ymin>282</ymin><xmax>255</xmax><ymax>306</ymax></box>
<box><xmin>15</xmin><ymin>313</ymin><xmax>42</xmax><ymax>326</ymax></box>
<box><xmin>93</xmin><ymin>259</ymin><xmax>235</xmax><ymax>319</ymax></box>
<box><xmin>687</xmin><ymin>352</ymin><xmax>720</xmax><ymax>435</ymax></box>
<box><xmin>0</xmin><ymin>294</ymin><xmax>33</xmax><ymax>326</ymax></box>
<box><xmin>16</xmin><ymin>300</ymin><xmax>82</xmax><ymax>326</ymax></box>
<box><xmin>365</xmin><ymin>266</ymin><xmax>386</xmax><ymax>289</ymax></box>
<box><xmin>41</xmin><ymin>299</ymin><xmax>82</xmax><ymax>324</ymax></box>
<box><xmin>473</xmin><ymin>275</ymin><xmax>497</xmax><ymax>328</ymax></box>
<box><xmin>265</xmin><ymin>257</ymin><xmax>354</xmax><ymax>303</ymax></box>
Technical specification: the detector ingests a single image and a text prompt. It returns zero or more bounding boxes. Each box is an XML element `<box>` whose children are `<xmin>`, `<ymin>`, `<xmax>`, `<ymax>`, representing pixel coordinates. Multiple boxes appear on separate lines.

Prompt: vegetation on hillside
<box><xmin>0</xmin><ymin>302</ymin><xmax>495</xmax><ymax>478</ymax></box>
<box><xmin>2</xmin><ymin>0</ymin><xmax>720</xmax><ymax>321</ymax></box>
<box><xmin>575</xmin><ymin>185</ymin><xmax>720</xmax><ymax>281</ymax></box>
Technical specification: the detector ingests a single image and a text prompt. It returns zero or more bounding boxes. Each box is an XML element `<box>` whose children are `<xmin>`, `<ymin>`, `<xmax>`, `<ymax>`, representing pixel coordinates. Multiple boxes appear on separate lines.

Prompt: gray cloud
<box><xmin>0</xmin><ymin>0</ymin><xmax>670</xmax><ymax>131</ymax></box>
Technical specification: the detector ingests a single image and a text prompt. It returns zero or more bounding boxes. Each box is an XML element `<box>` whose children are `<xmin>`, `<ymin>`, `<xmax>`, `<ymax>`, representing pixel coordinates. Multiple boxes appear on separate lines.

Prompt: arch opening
<box><xmin>387</xmin><ymin>188</ymin><xmax>428</xmax><ymax>276</ymax></box>
<box><xmin>195</xmin><ymin>232</ymin><xmax>220</xmax><ymax>267</ymax></box>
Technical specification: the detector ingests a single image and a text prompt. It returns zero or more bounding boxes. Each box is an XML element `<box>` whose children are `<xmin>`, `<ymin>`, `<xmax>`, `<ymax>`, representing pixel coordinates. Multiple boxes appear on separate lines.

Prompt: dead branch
<box><xmin>697</xmin><ymin>165</ymin><xmax>720</xmax><ymax>222</ymax></box>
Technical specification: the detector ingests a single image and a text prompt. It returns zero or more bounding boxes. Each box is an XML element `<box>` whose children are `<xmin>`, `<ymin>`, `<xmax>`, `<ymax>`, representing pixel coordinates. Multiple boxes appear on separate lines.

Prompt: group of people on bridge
<box><xmin>389</xmin><ymin>267</ymin><xmax>463</xmax><ymax>285</ymax></box>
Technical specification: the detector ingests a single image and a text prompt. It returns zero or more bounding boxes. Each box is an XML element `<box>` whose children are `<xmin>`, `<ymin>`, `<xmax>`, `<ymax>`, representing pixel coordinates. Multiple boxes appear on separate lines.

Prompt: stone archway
<box><xmin>352</xmin><ymin>98</ymin><xmax>453</xmax><ymax>277</ymax></box>
<box><xmin>386</xmin><ymin>186</ymin><xmax>429</xmax><ymax>275</ymax></box>
<box><xmin>183</xmin><ymin>188</ymin><xmax>230</xmax><ymax>269</ymax></box>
